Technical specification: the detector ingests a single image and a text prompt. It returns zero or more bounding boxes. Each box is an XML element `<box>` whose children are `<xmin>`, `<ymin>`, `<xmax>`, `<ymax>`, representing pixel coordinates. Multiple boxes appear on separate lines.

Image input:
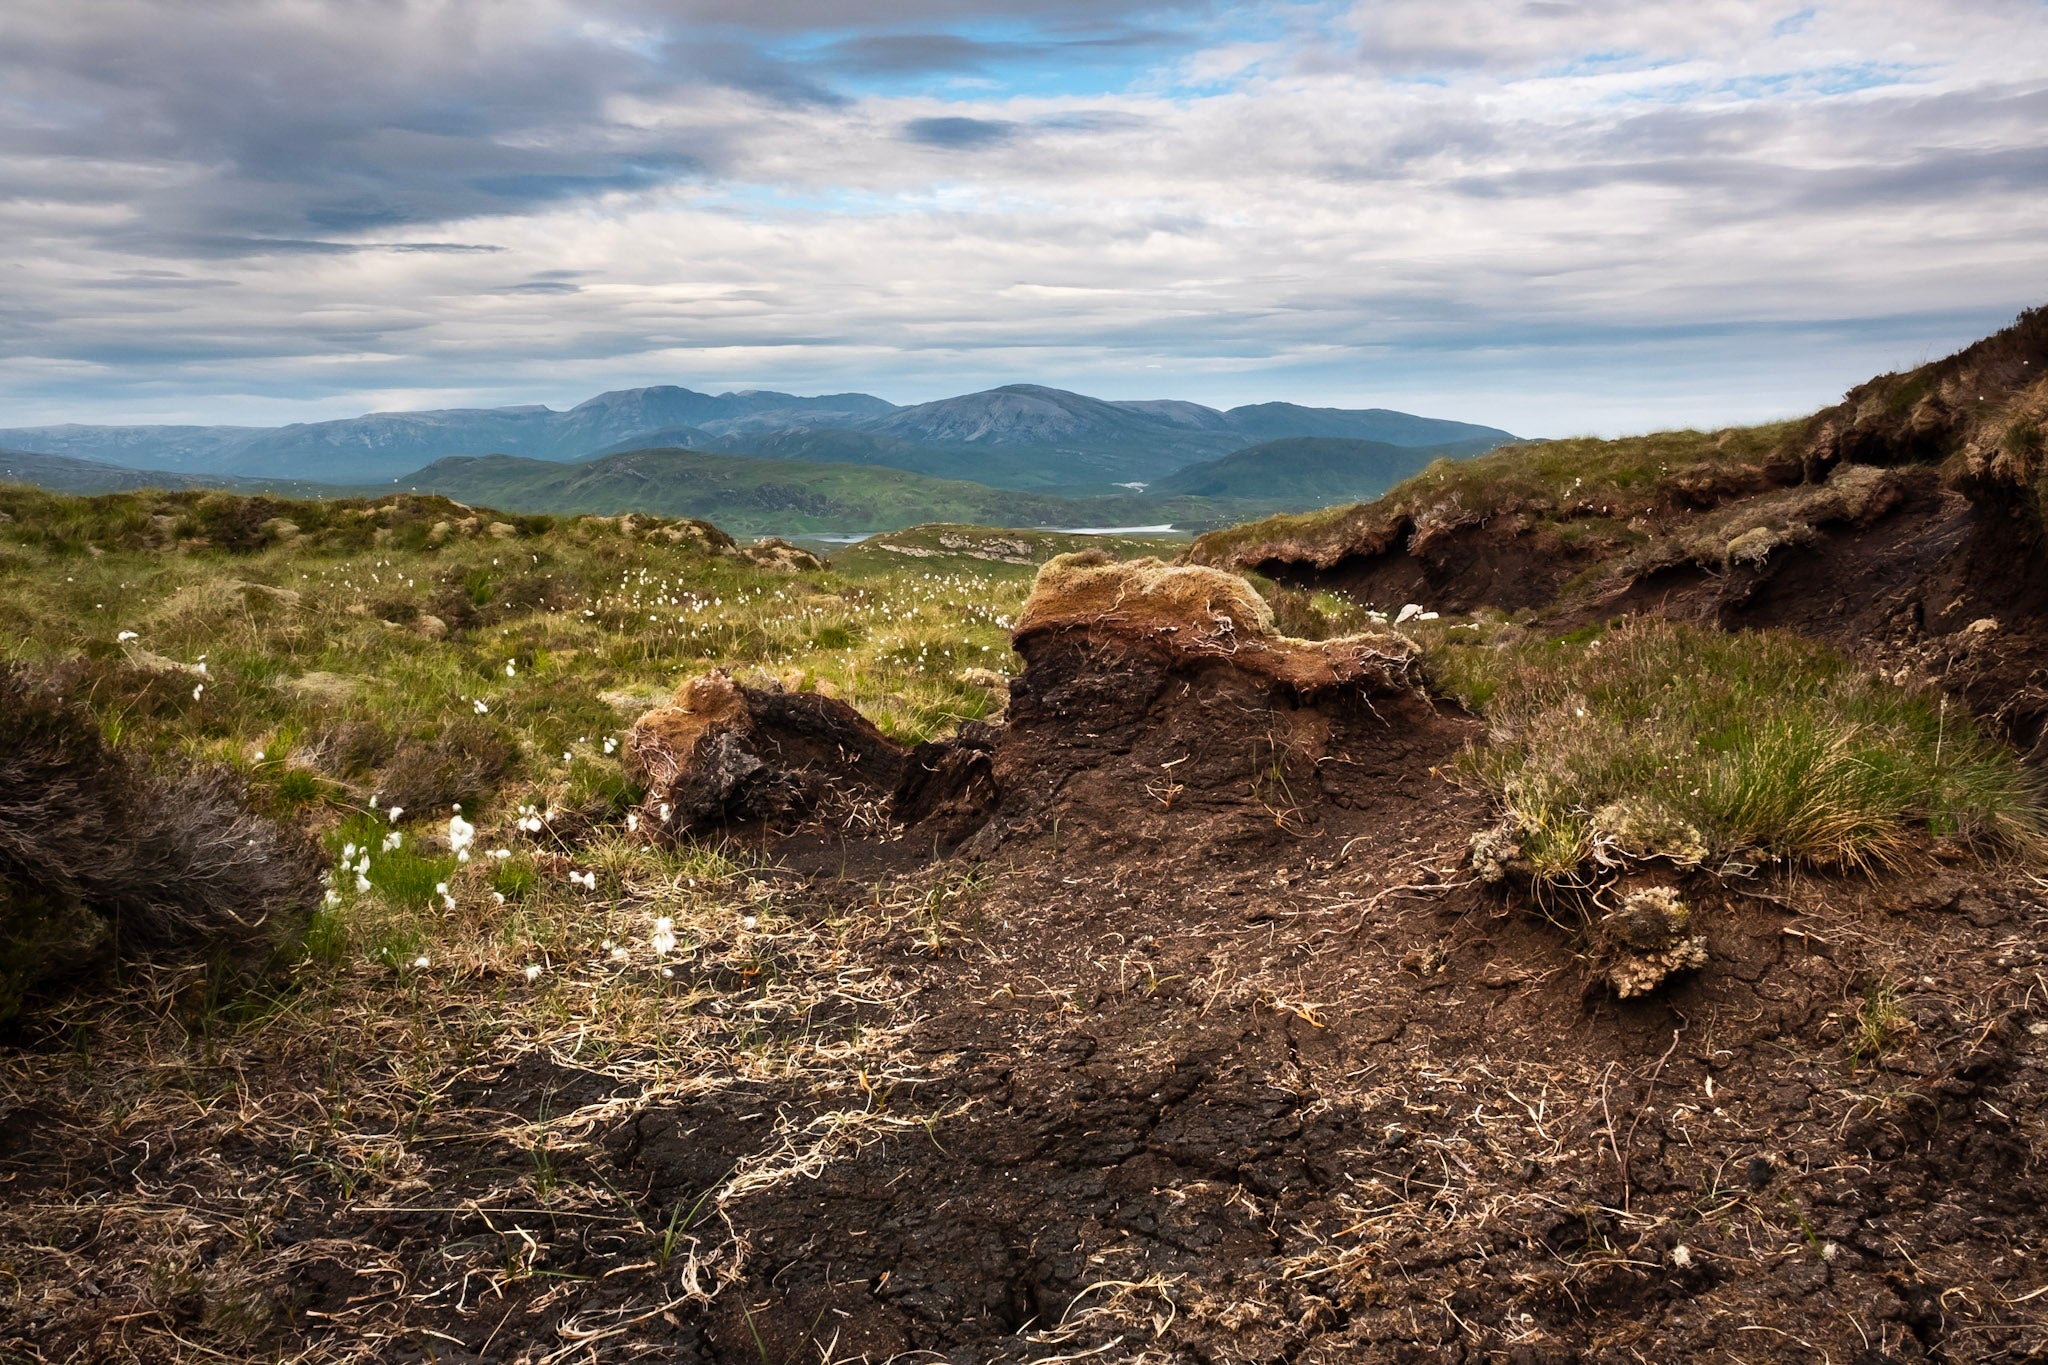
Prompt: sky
<box><xmin>2</xmin><ymin>1</ymin><xmax>2045</xmax><ymax>437</ymax></box>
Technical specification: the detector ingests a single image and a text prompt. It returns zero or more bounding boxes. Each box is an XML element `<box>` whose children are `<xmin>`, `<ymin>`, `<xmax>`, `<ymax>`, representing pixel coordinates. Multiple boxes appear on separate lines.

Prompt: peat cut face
<box><xmin>942</xmin><ymin>553</ymin><xmax>1477</xmax><ymax>864</ymax></box>
<box><xmin>625</xmin><ymin>669</ymin><xmax>911</xmax><ymax>838</ymax></box>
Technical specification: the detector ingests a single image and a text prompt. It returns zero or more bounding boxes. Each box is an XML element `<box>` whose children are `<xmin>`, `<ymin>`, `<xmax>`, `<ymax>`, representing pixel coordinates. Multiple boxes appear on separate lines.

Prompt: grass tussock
<box><xmin>1422</xmin><ymin>616</ymin><xmax>2044</xmax><ymax>879</ymax></box>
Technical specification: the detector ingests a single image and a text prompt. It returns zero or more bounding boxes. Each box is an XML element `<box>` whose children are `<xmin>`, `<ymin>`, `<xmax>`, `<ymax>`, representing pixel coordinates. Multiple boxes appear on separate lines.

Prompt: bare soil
<box><xmin>9</xmin><ymin>606</ymin><xmax>2048</xmax><ymax>1363</ymax></box>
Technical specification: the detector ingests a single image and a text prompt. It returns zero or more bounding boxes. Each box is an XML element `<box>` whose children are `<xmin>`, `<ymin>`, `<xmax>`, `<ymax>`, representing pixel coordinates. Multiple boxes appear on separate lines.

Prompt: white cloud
<box><xmin>0</xmin><ymin>0</ymin><xmax>2042</xmax><ymax>434</ymax></box>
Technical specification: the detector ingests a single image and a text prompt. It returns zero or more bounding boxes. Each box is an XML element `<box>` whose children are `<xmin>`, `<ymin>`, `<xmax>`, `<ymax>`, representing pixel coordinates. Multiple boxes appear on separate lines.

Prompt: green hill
<box><xmin>395</xmin><ymin>447</ymin><xmax>1101</xmax><ymax>536</ymax></box>
<box><xmin>1148</xmin><ymin>436</ymin><xmax>1489</xmax><ymax>503</ymax></box>
<box><xmin>0</xmin><ymin>446</ymin><xmax>341</xmax><ymax>498</ymax></box>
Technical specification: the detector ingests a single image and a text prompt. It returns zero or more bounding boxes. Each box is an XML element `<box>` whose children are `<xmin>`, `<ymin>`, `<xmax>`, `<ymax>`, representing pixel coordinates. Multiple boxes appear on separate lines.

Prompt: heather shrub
<box><xmin>0</xmin><ymin>664</ymin><xmax>323</xmax><ymax>1020</ymax></box>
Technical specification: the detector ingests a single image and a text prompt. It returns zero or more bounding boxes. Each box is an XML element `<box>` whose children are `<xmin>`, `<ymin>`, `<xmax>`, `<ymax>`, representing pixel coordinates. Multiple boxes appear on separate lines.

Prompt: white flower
<box><xmin>435</xmin><ymin>882</ymin><xmax>449</xmax><ymax>895</ymax></box>
<box><xmin>387</xmin><ymin>806</ymin><xmax>403</xmax><ymax>823</ymax></box>
<box><xmin>562</xmin><ymin>751</ymin><xmax>572</xmax><ymax>763</ymax></box>
<box><xmin>523</xmin><ymin>964</ymin><xmax>543</xmax><ymax>982</ymax></box>
<box><xmin>192</xmin><ymin>683</ymin><xmax>204</xmax><ymax>700</ymax></box>
<box><xmin>625</xmin><ymin>812</ymin><xmax>639</xmax><ymax>832</ymax></box>
<box><xmin>447</xmin><ymin>812</ymin><xmax>476</xmax><ymax>857</ymax></box>
<box><xmin>355</xmin><ymin>874</ymin><xmax>371</xmax><ymax>893</ymax></box>
<box><xmin>473</xmin><ymin>699</ymin><xmax>488</xmax><ymax>714</ymax></box>
<box><xmin>650</xmin><ymin>916</ymin><xmax>676</xmax><ymax>957</ymax></box>
<box><xmin>116</xmin><ymin>630</ymin><xmax>138</xmax><ymax>642</ymax></box>
<box><xmin>323</xmin><ymin>889</ymin><xmax>340</xmax><ymax>907</ymax></box>
<box><xmin>342</xmin><ymin>842</ymin><xmax>358</xmax><ymax>861</ymax></box>
<box><xmin>505</xmin><ymin>659</ymin><xmax>516</xmax><ymax>676</ymax></box>
<box><xmin>570</xmin><ymin>870</ymin><xmax>596</xmax><ymax>890</ymax></box>
<box><xmin>602</xmin><ymin>737</ymin><xmax>618</xmax><ymax>755</ymax></box>
<box><xmin>412</xmin><ymin>955</ymin><xmax>430</xmax><ymax>969</ymax></box>
<box><xmin>382</xmin><ymin>831</ymin><xmax>402</xmax><ymax>851</ymax></box>
<box><xmin>253</xmin><ymin>749</ymin><xmax>265</xmax><ymax>761</ymax></box>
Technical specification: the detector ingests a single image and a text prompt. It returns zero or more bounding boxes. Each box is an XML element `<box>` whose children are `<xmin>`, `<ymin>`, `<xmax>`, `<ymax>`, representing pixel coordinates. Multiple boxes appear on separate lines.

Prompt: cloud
<box><xmin>901</xmin><ymin>116</ymin><xmax>1020</xmax><ymax>147</ymax></box>
<box><xmin>0</xmin><ymin>0</ymin><xmax>2043</xmax><ymax>437</ymax></box>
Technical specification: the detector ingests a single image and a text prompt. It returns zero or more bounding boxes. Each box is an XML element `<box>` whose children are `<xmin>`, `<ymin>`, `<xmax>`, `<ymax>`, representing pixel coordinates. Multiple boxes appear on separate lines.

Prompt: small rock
<box><xmin>487</xmin><ymin>521</ymin><xmax>518</xmax><ymax>539</ymax></box>
<box><xmin>413</xmin><ymin>614</ymin><xmax>448</xmax><ymax>641</ymax></box>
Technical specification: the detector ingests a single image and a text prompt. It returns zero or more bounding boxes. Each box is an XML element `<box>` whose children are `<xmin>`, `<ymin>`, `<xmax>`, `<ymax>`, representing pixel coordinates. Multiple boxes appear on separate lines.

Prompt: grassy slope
<box><xmin>394</xmin><ymin>447</ymin><xmax>1275</xmax><ymax>534</ymax></box>
<box><xmin>1190</xmin><ymin>422</ymin><xmax>1803</xmax><ymax>566</ymax></box>
<box><xmin>1149</xmin><ymin>436</ymin><xmax>1480</xmax><ymax>501</ymax></box>
<box><xmin>827</xmin><ymin>523</ymin><xmax>1189</xmax><ymax>581</ymax></box>
<box><xmin>394</xmin><ymin>448</ymin><xmax>1098</xmax><ymax>535</ymax></box>
<box><xmin>0</xmin><ymin>446</ymin><xmax>344</xmax><ymax>499</ymax></box>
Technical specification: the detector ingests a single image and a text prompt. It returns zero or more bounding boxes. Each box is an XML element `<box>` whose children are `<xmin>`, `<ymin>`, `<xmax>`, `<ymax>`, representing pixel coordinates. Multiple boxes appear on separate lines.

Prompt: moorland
<box><xmin>3</xmin><ymin>309</ymin><xmax>2048</xmax><ymax>1363</ymax></box>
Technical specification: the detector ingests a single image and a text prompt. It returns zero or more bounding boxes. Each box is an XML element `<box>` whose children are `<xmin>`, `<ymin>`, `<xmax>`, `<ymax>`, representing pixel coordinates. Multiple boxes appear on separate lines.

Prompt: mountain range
<box><xmin>0</xmin><ymin>383</ymin><xmax>1516</xmax><ymax>490</ymax></box>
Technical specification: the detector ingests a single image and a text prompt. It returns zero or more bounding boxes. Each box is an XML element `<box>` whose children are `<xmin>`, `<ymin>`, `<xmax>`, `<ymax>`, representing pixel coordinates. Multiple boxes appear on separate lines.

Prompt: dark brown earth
<box><xmin>11</xmin><ymin>555</ymin><xmax>2048</xmax><ymax>1364</ymax></box>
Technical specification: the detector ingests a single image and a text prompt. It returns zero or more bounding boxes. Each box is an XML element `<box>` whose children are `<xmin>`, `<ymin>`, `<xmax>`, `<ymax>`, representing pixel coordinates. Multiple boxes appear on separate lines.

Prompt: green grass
<box><xmin>1191</xmin><ymin>420</ymin><xmax>1804</xmax><ymax>566</ymax></box>
<box><xmin>0</xmin><ymin>487</ymin><xmax>1090</xmax><ymax>981</ymax></box>
<box><xmin>1420</xmin><ymin>615</ymin><xmax>2044</xmax><ymax>879</ymax></box>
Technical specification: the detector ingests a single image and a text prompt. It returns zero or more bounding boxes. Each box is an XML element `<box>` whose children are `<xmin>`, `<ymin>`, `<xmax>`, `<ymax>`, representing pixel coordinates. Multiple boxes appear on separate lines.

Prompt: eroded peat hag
<box><xmin>1195</xmin><ymin>307</ymin><xmax>2048</xmax><ymax>764</ymax></box>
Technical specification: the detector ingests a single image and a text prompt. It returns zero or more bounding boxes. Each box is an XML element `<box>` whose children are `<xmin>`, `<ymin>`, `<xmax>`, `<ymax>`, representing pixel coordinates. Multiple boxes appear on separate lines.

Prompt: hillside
<box><xmin>394</xmin><ymin>447</ymin><xmax>1098</xmax><ymax>535</ymax></box>
<box><xmin>0</xmin><ymin>387</ymin><xmax>899</xmax><ymax>484</ymax></box>
<box><xmin>1147</xmin><ymin>434</ymin><xmax>1486</xmax><ymax>502</ymax></box>
<box><xmin>1</xmin><ymin>384</ymin><xmax>1515</xmax><ymax>490</ymax></box>
<box><xmin>0</xmin><ymin>446</ymin><xmax>341</xmax><ymax>498</ymax></box>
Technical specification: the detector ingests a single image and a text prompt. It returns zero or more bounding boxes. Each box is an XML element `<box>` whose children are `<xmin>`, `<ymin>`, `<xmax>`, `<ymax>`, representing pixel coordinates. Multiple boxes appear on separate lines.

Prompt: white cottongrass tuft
<box><xmin>192</xmin><ymin>683</ymin><xmax>204</xmax><ymax>700</ymax></box>
<box><xmin>523</xmin><ymin>964</ymin><xmax>544</xmax><ymax>982</ymax></box>
<box><xmin>387</xmin><ymin>805</ymin><xmax>403</xmax><ymax>823</ymax></box>
<box><xmin>447</xmin><ymin>811</ymin><xmax>476</xmax><ymax>859</ymax></box>
<box><xmin>411</xmin><ymin>955</ymin><xmax>430</xmax><ymax>969</ymax></box>
<box><xmin>116</xmin><ymin>630</ymin><xmax>138</xmax><ymax>642</ymax></box>
<box><xmin>650</xmin><ymin>916</ymin><xmax>676</xmax><ymax>957</ymax></box>
<box><xmin>473</xmin><ymin>699</ymin><xmax>489</xmax><ymax>714</ymax></box>
<box><xmin>569</xmin><ymin>870</ymin><xmax>597</xmax><ymax>890</ymax></box>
